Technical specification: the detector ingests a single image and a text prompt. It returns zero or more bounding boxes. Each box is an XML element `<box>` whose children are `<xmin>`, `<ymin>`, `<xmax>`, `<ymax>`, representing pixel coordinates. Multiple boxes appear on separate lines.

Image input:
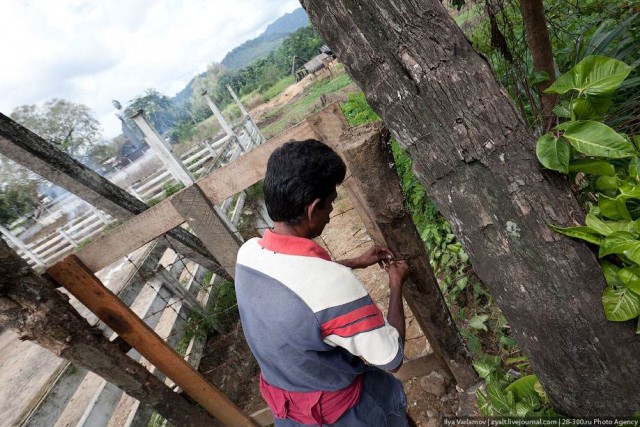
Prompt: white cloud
<box><xmin>0</xmin><ymin>0</ymin><xmax>301</xmax><ymax>136</ymax></box>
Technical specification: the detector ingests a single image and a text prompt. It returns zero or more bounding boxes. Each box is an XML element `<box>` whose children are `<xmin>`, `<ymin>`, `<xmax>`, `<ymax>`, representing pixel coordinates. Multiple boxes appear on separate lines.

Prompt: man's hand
<box><xmin>337</xmin><ymin>245</ymin><xmax>394</xmax><ymax>269</ymax></box>
<box><xmin>386</xmin><ymin>259</ymin><xmax>409</xmax><ymax>289</ymax></box>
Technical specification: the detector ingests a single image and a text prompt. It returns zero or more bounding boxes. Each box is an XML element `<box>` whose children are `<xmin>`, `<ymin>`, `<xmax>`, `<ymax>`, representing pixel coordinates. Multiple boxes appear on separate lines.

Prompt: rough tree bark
<box><xmin>302</xmin><ymin>0</ymin><xmax>640</xmax><ymax>416</ymax></box>
<box><xmin>0</xmin><ymin>239</ymin><xmax>220</xmax><ymax>426</ymax></box>
<box><xmin>519</xmin><ymin>0</ymin><xmax>557</xmax><ymax>124</ymax></box>
<box><xmin>338</xmin><ymin>123</ymin><xmax>476</xmax><ymax>388</ymax></box>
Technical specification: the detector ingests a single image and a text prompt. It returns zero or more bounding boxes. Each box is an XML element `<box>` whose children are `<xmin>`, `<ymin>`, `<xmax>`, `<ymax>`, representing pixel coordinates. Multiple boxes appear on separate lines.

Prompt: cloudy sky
<box><xmin>0</xmin><ymin>0</ymin><xmax>301</xmax><ymax>137</ymax></box>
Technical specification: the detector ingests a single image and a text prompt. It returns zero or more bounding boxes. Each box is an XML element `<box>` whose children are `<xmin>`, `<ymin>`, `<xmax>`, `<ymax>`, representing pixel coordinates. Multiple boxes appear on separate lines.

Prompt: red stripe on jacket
<box><xmin>321</xmin><ymin>304</ymin><xmax>384</xmax><ymax>338</ymax></box>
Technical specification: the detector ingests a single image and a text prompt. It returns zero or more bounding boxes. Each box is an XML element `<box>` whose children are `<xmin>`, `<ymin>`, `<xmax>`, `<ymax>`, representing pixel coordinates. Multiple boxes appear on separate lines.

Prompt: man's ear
<box><xmin>306</xmin><ymin>198</ymin><xmax>322</xmax><ymax>221</ymax></box>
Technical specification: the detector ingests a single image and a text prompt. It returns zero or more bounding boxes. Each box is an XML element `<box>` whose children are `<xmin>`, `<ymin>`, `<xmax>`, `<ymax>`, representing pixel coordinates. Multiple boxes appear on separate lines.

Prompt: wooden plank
<box><xmin>47</xmin><ymin>255</ymin><xmax>257</xmax><ymax>427</ymax></box>
<box><xmin>336</xmin><ymin>123</ymin><xmax>477</xmax><ymax>389</ymax></box>
<box><xmin>197</xmin><ymin>120</ymin><xmax>318</xmax><ymax>204</ymax></box>
<box><xmin>75</xmin><ymin>196</ymin><xmax>183</xmax><ymax>272</ymax></box>
<box><xmin>171</xmin><ymin>185</ymin><xmax>242</xmax><ymax>279</ymax></box>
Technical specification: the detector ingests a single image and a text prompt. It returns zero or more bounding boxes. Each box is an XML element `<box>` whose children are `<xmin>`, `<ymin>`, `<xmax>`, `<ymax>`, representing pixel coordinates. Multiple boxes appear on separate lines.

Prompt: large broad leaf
<box><xmin>486</xmin><ymin>383</ymin><xmax>514</xmax><ymax>416</ymax></box>
<box><xmin>504</xmin><ymin>375</ymin><xmax>539</xmax><ymax>401</ymax></box>
<box><xmin>472</xmin><ymin>354</ymin><xmax>501</xmax><ymax>379</ymax></box>
<box><xmin>602</xmin><ymin>286</ymin><xmax>640</xmax><ymax>321</ymax></box>
<box><xmin>545</xmin><ymin>55</ymin><xmax>633</xmax><ymax>97</ymax></box>
<box><xmin>536</xmin><ymin>134</ymin><xmax>570</xmax><ymax>173</ymax></box>
<box><xmin>549</xmin><ymin>225</ymin><xmax>602</xmax><ymax>245</ymax></box>
<box><xmin>595</xmin><ymin>175</ymin><xmax>620</xmax><ymax>191</ymax></box>
<box><xmin>619</xmin><ymin>182</ymin><xmax>640</xmax><ymax>199</ymax></box>
<box><xmin>571</xmin><ymin>96</ymin><xmax>614</xmax><ymax>120</ymax></box>
<box><xmin>568</xmin><ymin>159</ymin><xmax>616</xmax><ymax>176</ymax></box>
<box><xmin>599</xmin><ymin>195</ymin><xmax>632</xmax><ymax>220</ymax></box>
<box><xmin>557</xmin><ymin>121</ymin><xmax>636</xmax><ymax>158</ymax></box>
<box><xmin>599</xmin><ymin>231</ymin><xmax>640</xmax><ymax>263</ymax></box>
<box><xmin>618</xmin><ymin>268</ymin><xmax>640</xmax><ymax>294</ymax></box>
<box><xmin>601</xmin><ymin>261</ymin><xmax>624</xmax><ymax>288</ymax></box>
<box><xmin>585</xmin><ymin>212</ymin><xmax>613</xmax><ymax>235</ymax></box>
<box><xmin>603</xmin><ymin>220</ymin><xmax>637</xmax><ymax>234</ymax></box>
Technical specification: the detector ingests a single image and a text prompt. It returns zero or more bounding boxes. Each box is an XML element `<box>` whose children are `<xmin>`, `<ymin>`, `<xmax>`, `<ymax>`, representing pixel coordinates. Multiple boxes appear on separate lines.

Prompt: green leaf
<box><xmin>568</xmin><ymin>158</ymin><xmax>616</xmax><ymax>176</ymax></box>
<box><xmin>585</xmin><ymin>212</ymin><xmax>613</xmax><ymax>235</ymax></box>
<box><xmin>599</xmin><ymin>195</ymin><xmax>632</xmax><ymax>220</ymax></box>
<box><xmin>602</xmin><ymin>286</ymin><xmax>640</xmax><ymax>321</ymax></box>
<box><xmin>571</xmin><ymin>96</ymin><xmax>613</xmax><ymax>120</ymax></box>
<box><xmin>468</xmin><ymin>314</ymin><xmax>489</xmax><ymax>331</ymax></box>
<box><xmin>601</xmin><ymin>261</ymin><xmax>624</xmax><ymax>288</ymax></box>
<box><xmin>549</xmin><ymin>225</ymin><xmax>603</xmax><ymax>245</ymax></box>
<box><xmin>600</xmin><ymin>231</ymin><xmax>640</xmax><ymax>263</ymax></box>
<box><xmin>595</xmin><ymin>176</ymin><xmax>620</xmax><ymax>191</ymax></box>
<box><xmin>486</xmin><ymin>383</ymin><xmax>513</xmax><ymax>415</ymax></box>
<box><xmin>504</xmin><ymin>375</ymin><xmax>539</xmax><ymax>400</ymax></box>
<box><xmin>473</xmin><ymin>354</ymin><xmax>501</xmax><ymax>379</ymax></box>
<box><xmin>617</xmin><ymin>268</ymin><xmax>640</xmax><ymax>294</ymax></box>
<box><xmin>477</xmin><ymin>390</ymin><xmax>491</xmax><ymax>416</ymax></box>
<box><xmin>558</xmin><ymin>121</ymin><xmax>636</xmax><ymax>158</ymax></box>
<box><xmin>634</xmin><ymin>136</ymin><xmax>640</xmax><ymax>151</ymax></box>
<box><xmin>545</xmin><ymin>55</ymin><xmax>633</xmax><ymax>97</ymax></box>
<box><xmin>536</xmin><ymin>134</ymin><xmax>570</xmax><ymax>173</ymax></box>
<box><xmin>552</xmin><ymin>104</ymin><xmax>571</xmax><ymax>119</ymax></box>
<box><xmin>619</xmin><ymin>182</ymin><xmax>640</xmax><ymax>199</ymax></box>
<box><xmin>604</xmin><ymin>220</ymin><xmax>637</xmax><ymax>234</ymax></box>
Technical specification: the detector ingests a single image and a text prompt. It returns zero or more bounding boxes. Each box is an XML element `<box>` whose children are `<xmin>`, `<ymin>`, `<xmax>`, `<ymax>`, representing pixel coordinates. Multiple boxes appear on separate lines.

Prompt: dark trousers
<box><xmin>274</xmin><ymin>368</ymin><xmax>409</xmax><ymax>427</ymax></box>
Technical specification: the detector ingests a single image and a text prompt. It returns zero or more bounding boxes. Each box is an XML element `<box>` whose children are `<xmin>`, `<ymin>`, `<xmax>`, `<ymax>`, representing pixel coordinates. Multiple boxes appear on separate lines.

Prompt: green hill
<box><xmin>221</xmin><ymin>8</ymin><xmax>308</xmax><ymax>70</ymax></box>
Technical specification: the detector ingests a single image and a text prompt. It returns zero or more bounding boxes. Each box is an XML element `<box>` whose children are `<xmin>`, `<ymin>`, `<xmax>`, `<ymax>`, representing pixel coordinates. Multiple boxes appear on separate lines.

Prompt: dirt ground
<box><xmin>199</xmin><ymin>187</ymin><xmax>476</xmax><ymax>426</ymax></box>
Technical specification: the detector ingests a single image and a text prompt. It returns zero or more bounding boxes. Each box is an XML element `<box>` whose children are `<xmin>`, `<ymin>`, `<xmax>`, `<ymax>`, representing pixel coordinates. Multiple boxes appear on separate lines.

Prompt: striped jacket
<box><xmin>235</xmin><ymin>230</ymin><xmax>403</xmax><ymax>393</ymax></box>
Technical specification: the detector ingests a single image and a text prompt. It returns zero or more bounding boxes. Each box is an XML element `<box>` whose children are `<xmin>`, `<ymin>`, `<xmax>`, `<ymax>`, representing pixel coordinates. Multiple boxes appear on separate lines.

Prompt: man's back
<box><xmin>235</xmin><ymin>234</ymin><xmax>402</xmax><ymax>392</ymax></box>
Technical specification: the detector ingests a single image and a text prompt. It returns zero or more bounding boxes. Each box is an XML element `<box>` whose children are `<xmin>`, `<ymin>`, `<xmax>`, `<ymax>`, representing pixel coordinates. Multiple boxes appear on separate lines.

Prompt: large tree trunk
<box><xmin>302</xmin><ymin>0</ymin><xmax>640</xmax><ymax>416</ymax></box>
<box><xmin>520</xmin><ymin>0</ymin><xmax>557</xmax><ymax>125</ymax></box>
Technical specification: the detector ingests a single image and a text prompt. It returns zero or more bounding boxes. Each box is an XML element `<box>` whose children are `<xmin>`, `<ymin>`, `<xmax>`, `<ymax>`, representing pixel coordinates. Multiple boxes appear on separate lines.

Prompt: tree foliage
<box><xmin>10</xmin><ymin>99</ymin><xmax>102</xmax><ymax>156</ymax></box>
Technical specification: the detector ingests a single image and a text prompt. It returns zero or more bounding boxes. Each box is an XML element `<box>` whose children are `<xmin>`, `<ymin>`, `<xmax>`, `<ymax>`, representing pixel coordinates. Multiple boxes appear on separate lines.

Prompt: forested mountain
<box><xmin>221</xmin><ymin>8</ymin><xmax>308</xmax><ymax>70</ymax></box>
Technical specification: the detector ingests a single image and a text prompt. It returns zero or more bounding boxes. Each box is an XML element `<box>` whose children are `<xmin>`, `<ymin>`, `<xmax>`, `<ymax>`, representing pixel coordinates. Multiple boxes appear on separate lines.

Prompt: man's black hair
<box><xmin>264</xmin><ymin>139</ymin><xmax>346</xmax><ymax>223</ymax></box>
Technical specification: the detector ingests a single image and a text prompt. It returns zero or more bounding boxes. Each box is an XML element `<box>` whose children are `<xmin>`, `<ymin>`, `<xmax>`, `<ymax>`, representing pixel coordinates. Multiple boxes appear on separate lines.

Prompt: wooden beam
<box><xmin>171</xmin><ymin>185</ymin><xmax>241</xmax><ymax>280</ymax></box>
<box><xmin>197</xmin><ymin>119</ymin><xmax>318</xmax><ymax>204</ymax></box>
<box><xmin>47</xmin><ymin>255</ymin><xmax>257</xmax><ymax>427</ymax></box>
<box><xmin>335</xmin><ymin>123</ymin><xmax>477</xmax><ymax>389</ymax></box>
<box><xmin>75</xmin><ymin>196</ymin><xmax>183</xmax><ymax>272</ymax></box>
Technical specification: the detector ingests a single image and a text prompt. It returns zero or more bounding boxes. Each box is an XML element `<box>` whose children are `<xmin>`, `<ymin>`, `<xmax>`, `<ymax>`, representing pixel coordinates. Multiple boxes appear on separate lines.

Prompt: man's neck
<box><xmin>272</xmin><ymin>221</ymin><xmax>311</xmax><ymax>239</ymax></box>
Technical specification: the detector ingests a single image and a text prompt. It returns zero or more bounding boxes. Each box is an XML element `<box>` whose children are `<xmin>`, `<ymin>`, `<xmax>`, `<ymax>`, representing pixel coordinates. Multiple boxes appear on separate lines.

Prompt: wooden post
<box><xmin>46</xmin><ymin>254</ymin><xmax>257</xmax><ymax>427</ymax></box>
<box><xmin>203</xmin><ymin>92</ymin><xmax>235</xmax><ymax>138</ymax></box>
<box><xmin>171</xmin><ymin>185</ymin><xmax>242</xmax><ymax>279</ymax></box>
<box><xmin>0</xmin><ymin>240</ymin><xmax>221</xmax><ymax>427</ymax></box>
<box><xmin>226</xmin><ymin>84</ymin><xmax>249</xmax><ymax>117</ymax></box>
<box><xmin>130</xmin><ymin>111</ymin><xmax>194</xmax><ymax>187</ymax></box>
<box><xmin>336</xmin><ymin>122</ymin><xmax>477</xmax><ymax>389</ymax></box>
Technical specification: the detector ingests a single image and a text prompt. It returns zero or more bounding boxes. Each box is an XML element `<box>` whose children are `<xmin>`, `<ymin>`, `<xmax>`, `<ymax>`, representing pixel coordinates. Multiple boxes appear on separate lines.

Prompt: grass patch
<box><xmin>261</xmin><ymin>75</ymin><xmax>295</xmax><ymax>102</ymax></box>
<box><xmin>261</xmin><ymin>72</ymin><xmax>353</xmax><ymax>138</ymax></box>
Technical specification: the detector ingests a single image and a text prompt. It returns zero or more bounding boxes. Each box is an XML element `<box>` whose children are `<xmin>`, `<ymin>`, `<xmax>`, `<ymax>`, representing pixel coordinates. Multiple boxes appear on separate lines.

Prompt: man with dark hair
<box><xmin>236</xmin><ymin>139</ymin><xmax>410</xmax><ymax>426</ymax></box>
